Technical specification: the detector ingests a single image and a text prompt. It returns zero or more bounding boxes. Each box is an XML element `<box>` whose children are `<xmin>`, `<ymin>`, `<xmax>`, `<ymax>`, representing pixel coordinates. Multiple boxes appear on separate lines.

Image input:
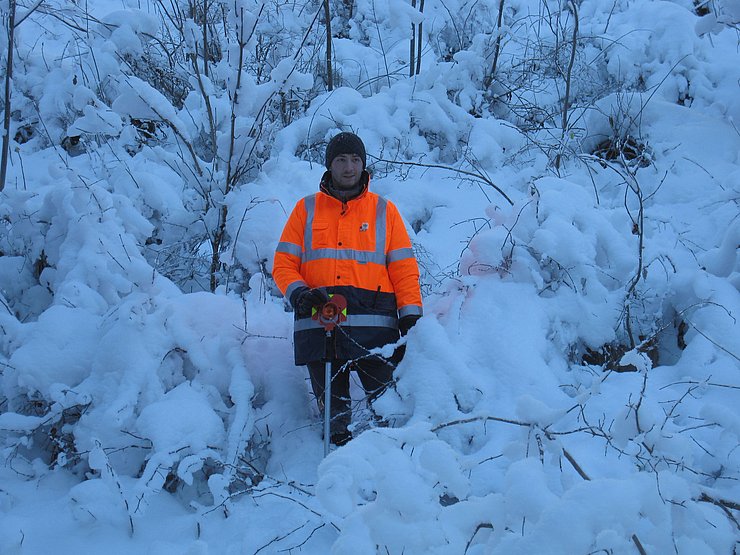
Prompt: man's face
<box><xmin>330</xmin><ymin>154</ymin><xmax>364</xmax><ymax>189</ymax></box>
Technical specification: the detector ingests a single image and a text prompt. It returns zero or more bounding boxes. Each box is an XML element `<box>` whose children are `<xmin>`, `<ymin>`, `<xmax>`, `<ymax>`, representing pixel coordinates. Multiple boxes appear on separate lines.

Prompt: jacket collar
<box><xmin>319</xmin><ymin>170</ymin><xmax>370</xmax><ymax>203</ymax></box>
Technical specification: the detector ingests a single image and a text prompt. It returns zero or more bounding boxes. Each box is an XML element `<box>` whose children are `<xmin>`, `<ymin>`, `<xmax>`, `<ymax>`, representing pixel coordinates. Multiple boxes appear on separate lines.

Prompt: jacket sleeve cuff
<box><xmin>399</xmin><ymin>305</ymin><xmax>423</xmax><ymax>318</ymax></box>
<box><xmin>286</xmin><ymin>281</ymin><xmax>309</xmax><ymax>307</ymax></box>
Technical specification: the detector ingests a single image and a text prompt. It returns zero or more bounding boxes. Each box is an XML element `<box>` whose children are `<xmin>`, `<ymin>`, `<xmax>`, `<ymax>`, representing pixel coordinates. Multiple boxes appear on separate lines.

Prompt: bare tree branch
<box><xmin>373</xmin><ymin>156</ymin><xmax>514</xmax><ymax>206</ymax></box>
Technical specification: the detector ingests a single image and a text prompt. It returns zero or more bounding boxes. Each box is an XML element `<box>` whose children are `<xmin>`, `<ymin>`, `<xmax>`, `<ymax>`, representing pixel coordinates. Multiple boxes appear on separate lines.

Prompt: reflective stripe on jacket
<box><xmin>273</xmin><ymin>174</ymin><xmax>423</xmax><ymax>364</ymax></box>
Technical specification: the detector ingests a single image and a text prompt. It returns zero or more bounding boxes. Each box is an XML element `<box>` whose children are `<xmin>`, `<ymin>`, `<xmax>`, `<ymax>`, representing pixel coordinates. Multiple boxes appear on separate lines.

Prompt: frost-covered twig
<box><xmin>373</xmin><ymin>156</ymin><xmax>514</xmax><ymax>206</ymax></box>
<box><xmin>659</xmin><ymin>384</ymin><xmax>700</xmax><ymax>431</ymax></box>
<box><xmin>146</xmin><ymin>103</ymin><xmax>204</xmax><ymax>176</ymax></box>
<box><xmin>14</xmin><ymin>0</ymin><xmax>43</xmax><ymax>27</ymax></box>
<box><xmin>253</xmin><ymin>522</ymin><xmax>310</xmax><ymax>555</ymax></box>
<box><xmin>596</xmin><ymin>155</ymin><xmax>647</xmax><ymax>348</ymax></box>
<box><xmin>370</xmin><ymin>1</ymin><xmax>392</xmax><ymax>88</ymax></box>
<box><xmin>632</xmin><ymin>534</ymin><xmax>648</xmax><ymax>555</ymax></box>
<box><xmin>464</xmin><ymin>522</ymin><xmax>494</xmax><ymax>554</ymax></box>
<box><xmin>252</xmin><ymin>489</ymin><xmax>326</xmax><ymax>520</ymax></box>
<box><xmin>90</xmin><ymin>440</ymin><xmax>135</xmax><ymax>536</ymax></box>
<box><xmin>561</xmin><ymin>448</ymin><xmax>590</xmax><ymax>480</ymax></box>
<box><xmin>633</xmin><ymin>371</ymin><xmax>649</xmax><ymax>434</ymax></box>
<box><xmin>438</xmin><ymin>414</ymin><xmax>533</xmax><ymax>431</ymax></box>
<box><xmin>698</xmin><ymin>493</ymin><xmax>740</xmax><ymax>528</ymax></box>
<box><xmin>660</xmin><ymin>379</ymin><xmax>740</xmax><ymax>391</ymax></box>
<box><xmin>690</xmin><ymin>324</ymin><xmax>740</xmax><ymax>363</ymax></box>
<box><xmin>0</xmin><ymin>292</ymin><xmax>13</xmax><ymax>315</ymax></box>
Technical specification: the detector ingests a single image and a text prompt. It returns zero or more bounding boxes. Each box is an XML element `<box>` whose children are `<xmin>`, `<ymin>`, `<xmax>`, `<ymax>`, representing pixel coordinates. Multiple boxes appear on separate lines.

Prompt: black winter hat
<box><xmin>325</xmin><ymin>132</ymin><xmax>366</xmax><ymax>169</ymax></box>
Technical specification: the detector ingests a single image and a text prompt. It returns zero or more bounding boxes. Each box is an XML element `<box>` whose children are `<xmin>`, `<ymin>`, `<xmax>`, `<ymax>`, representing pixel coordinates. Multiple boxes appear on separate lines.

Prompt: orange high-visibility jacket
<box><xmin>273</xmin><ymin>174</ymin><xmax>423</xmax><ymax>364</ymax></box>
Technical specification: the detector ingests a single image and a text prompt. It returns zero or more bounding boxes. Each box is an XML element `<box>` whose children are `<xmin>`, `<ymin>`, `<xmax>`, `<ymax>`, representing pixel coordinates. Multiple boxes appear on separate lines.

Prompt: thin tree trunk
<box><xmin>324</xmin><ymin>0</ymin><xmax>333</xmax><ymax>90</ymax></box>
<box><xmin>409</xmin><ymin>0</ymin><xmax>416</xmax><ymax>77</ymax></box>
<box><xmin>0</xmin><ymin>0</ymin><xmax>16</xmax><ymax>193</ymax></box>
<box><xmin>484</xmin><ymin>0</ymin><xmax>505</xmax><ymax>90</ymax></box>
<box><xmin>415</xmin><ymin>0</ymin><xmax>424</xmax><ymax>75</ymax></box>
<box><xmin>202</xmin><ymin>0</ymin><xmax>209</xmax><ymax>77</ymax></box>
<box><xmin>555</xmin><ymin>0</ymin><xmax>579</xmax><ymax>170</ymax></box>
<box><xmin>561</xmin><ymin>0</ymin><xmax>579</xmax><ymax>135</ymax></box>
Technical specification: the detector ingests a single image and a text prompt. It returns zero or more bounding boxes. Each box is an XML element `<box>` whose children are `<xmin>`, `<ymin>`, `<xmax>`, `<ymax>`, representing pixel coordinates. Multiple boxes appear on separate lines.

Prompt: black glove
<box><xmin>294</xmin><ymin>287</ymin><xmax>329</xmax><ymax>317</ymax></box>
<box><xmin>389</xmin><ymin>316</ymin><xmax>420</xmax><ymax>366</ymax></box>
<box><xmin>398</xmin><ymin>314</ymin><xmax>421</xmax><ymax>336</ymax></box>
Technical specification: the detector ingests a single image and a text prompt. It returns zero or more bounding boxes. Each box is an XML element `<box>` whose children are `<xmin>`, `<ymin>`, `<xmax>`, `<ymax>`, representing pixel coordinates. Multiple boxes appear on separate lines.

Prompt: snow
<box><xmin>1</xmin><ymin>0</ymin><xmax>739</xmax><ymax>553</ymax></box>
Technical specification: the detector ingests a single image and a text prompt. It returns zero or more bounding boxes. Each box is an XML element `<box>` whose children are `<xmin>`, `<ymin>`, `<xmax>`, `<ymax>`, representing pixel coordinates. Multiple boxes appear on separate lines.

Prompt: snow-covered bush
<box><xmin>0</xmin><ymin>0</ymin><xmax>738</xmax><ymax>553</ymax></box>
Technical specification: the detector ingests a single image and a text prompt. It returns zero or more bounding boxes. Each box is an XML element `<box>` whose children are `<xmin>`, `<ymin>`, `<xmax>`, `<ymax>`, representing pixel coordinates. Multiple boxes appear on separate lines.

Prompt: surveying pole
<box><xmin>312</xmin><ymin>294</ymin><xmax>347</xmax><ymax>457</ymax></box>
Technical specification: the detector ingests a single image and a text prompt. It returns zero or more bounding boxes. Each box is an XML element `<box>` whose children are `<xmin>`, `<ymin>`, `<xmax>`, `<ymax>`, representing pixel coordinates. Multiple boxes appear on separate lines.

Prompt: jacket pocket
<box><xmin>312</xmin><ymin>221</ymin><xmax>331</xmax><ymax>248</ymax></box>
<box><xmin>356</xmin><ymin>287</ymin><xmax>397</xmax><ymax>315</ymax></box>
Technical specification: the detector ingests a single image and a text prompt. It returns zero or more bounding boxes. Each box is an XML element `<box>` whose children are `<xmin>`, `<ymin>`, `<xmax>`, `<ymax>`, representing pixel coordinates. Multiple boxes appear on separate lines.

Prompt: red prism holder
<box><xmin>312</xmin><ymin>294</ymin><xmax>347</xmax><ymax>331</ymax></box>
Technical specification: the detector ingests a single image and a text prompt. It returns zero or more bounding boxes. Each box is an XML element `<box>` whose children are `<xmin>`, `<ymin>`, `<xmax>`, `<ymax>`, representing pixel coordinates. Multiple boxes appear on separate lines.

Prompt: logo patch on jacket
<box><xmin>359</xmin><ymin>222</ymin><xmax>369</xmax><ymax>232</ymax></box>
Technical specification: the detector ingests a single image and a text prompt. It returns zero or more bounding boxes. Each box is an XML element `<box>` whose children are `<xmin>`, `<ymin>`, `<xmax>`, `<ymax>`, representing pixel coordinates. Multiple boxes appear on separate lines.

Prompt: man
<box><xmin>272</xmin><ymin>132</ymin><xmax>423</xmax><ymax>446</ymax></box>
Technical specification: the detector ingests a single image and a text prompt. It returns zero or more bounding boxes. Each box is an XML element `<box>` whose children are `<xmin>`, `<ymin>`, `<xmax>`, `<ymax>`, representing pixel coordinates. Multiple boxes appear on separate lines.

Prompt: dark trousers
<box><xmin>306</xmin><ymin>356</ymin><xmax>394</xmax><ymax>434</ymax></box>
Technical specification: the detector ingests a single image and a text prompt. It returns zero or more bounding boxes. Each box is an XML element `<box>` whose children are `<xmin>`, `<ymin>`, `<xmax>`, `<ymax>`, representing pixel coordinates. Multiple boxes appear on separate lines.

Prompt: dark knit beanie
<box><xmin>325</xmin><ymin>132</ymin><xmax>366</xmax><ymax>169</ymax></box>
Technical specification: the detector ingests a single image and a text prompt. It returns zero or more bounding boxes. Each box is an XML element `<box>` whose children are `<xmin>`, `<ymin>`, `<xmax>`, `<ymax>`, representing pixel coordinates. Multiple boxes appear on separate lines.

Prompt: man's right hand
<box><xmin>398</xmin><ymin>314</ymin><xmax>421</xmax><ymax>336</ymax></box>
<box><xmin>295</xmin><ymin>287</ymin><xmax>330</xmax><ymax>317</ymax></box>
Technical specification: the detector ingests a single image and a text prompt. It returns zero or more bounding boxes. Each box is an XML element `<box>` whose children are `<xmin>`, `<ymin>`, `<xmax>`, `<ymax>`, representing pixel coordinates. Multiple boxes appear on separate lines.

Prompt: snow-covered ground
<box><xmin>1</xmin><ymin>0</ymin><xmax>738</xmax><ymax>553</ymax></box>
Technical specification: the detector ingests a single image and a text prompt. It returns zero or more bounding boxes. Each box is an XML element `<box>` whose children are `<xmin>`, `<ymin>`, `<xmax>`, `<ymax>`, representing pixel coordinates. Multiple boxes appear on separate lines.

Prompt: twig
<box><xmin>373</xmin><ymin>156</ymin><xmax>514</xmax><ymax>205</ymax></box>
<box><xmin>253</xmin><ymin>522</ymin><xmax>307</xmax><ymax>555</ymax></box>
<box><xmin>632</xmin><ymin>534</ymin><xmax>648</xmax><ymax>555</ymax></box>
<box><xmin>659</xmin><ymin>380</ymin><xmax>740</xmax><ymax>391</ymax></box>
<box><xmin>690</xmin><ymin>325</ymin><xmax>740</xmax><ymax>363</ymax></box>
<box><xmin>0</xmin><ymin>294</ymin><xmax>13</xmax><ymax>315</ymax></box>
<box><xmin>371</xmin><ymin>1</ymin><xmax>392</xmax><ymax>88</ymax></box>
<box><xmin>278</xmin><ymin>522</ymin><xmax>327</xmax><ymax>552</ymax></box>
<box><xmin>633</xmin><ymin>371</ymin><xmax>649</xmax><ymax>434</ymax></box>
<box><xmin>464</xmin><ymin>523</ymin><xmax>494</xmax><ymax>554</ymax></box>
<box><xmin>432</xmin><ymin>414</ymin><xmax>529</xmax><ymax>432</ymax></box>
<box><xmin>15</xmin><ymin>0</ymin><xmax>44</xmax><ymax>26</ymax></box>
<box><xmin>562</xmin><ymin>448</ymin><xmax>590</xmax><ymax>481</ymax></box>
<box><xmin>698</xmin><ymin>492</ymin><xmax>740</xmax><ymax>511</ymax></box>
